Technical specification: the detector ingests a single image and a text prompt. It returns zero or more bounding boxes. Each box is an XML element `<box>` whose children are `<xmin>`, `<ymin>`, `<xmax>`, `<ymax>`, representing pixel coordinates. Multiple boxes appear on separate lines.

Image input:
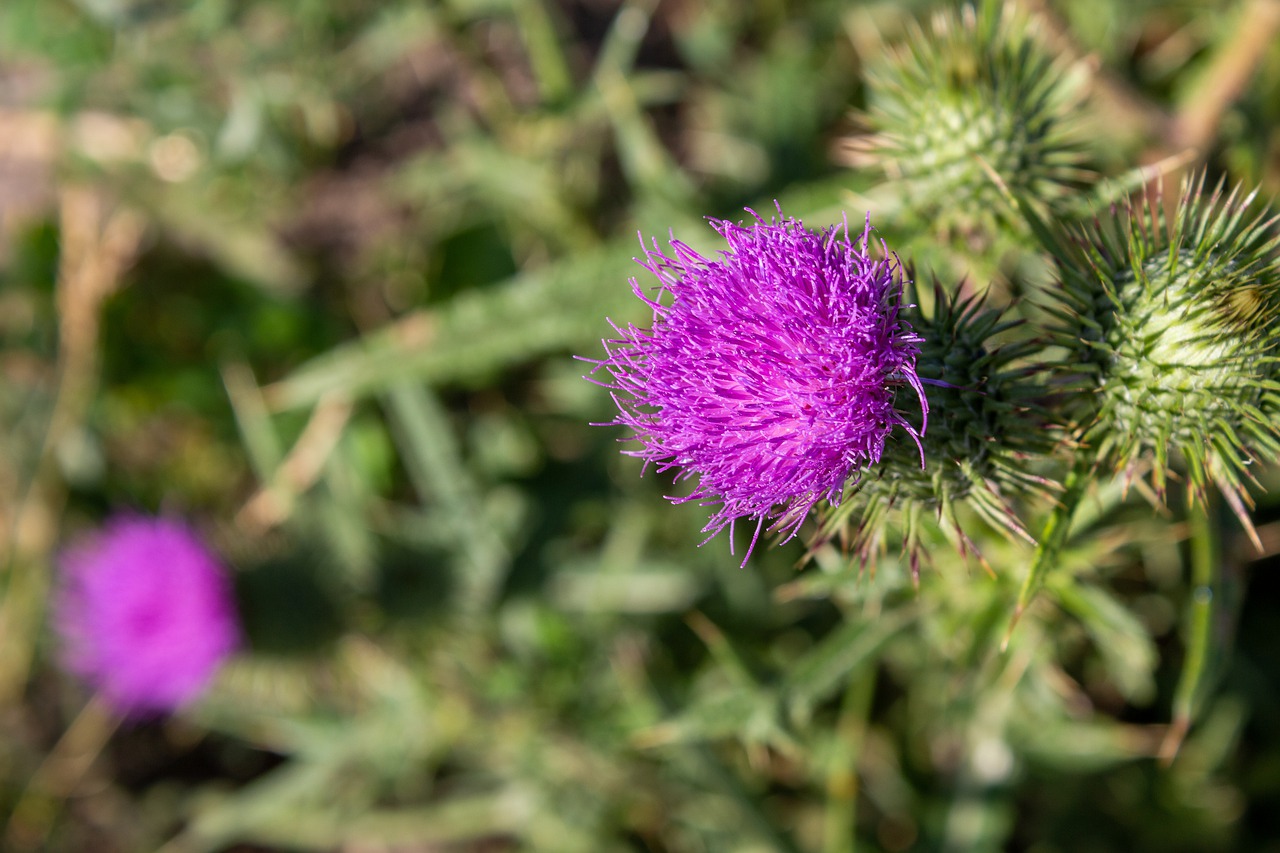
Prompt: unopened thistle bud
<box><xmin>824</xmin><ymin>286</ymin><xmax>1052</xmax><ymax>575</ymax></box>
<box><xmin>1046</xmin><ymin>175</ymin><xmax>1280</xmax><ymax>531</ymax></box>
<box><xmin>850</xmin><ymin>2</ymin><xmax>1087</xmax><ymax>242</ymax></box>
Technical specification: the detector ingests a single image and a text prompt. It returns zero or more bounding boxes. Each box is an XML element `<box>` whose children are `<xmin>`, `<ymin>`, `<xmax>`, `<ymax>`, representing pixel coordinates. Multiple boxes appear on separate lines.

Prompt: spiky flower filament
<box><xmin>587</xmin><ymin>209</ymin><xmax>928</xmax><ymax>564</ymax></box>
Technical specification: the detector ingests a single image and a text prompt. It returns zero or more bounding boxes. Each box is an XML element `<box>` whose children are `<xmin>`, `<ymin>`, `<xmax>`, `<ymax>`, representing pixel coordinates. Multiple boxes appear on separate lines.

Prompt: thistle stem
<box><xmin>1158</xmin><ymin>499</ymin><xmax>1219</xmax><ymax>763</ymax></box>
<box><xmin>822</xmin><ymin>669</ymin><xmax>876</xmax><ymax>853</ymax></box>
<box><xmin>1002</xmin><ymin>455</ymin><xmax>1091</xmax><ymax>650</ymax></box>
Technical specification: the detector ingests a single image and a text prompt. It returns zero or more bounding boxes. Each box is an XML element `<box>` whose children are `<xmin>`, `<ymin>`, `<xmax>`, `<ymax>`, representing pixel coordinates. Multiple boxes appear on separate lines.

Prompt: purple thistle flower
<box><xmin>586</xmin><ymin>208</ymin><xmax>927</xmax><ymax>564</ymax></box>
<box><xmin>53</xmin><ymin>516</ymin><xmax>240</xmax><ymax>717</ymax></box>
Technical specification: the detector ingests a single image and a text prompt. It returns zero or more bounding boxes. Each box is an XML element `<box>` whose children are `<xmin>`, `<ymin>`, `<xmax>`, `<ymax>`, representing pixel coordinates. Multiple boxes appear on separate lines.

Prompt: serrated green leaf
<box><xmin>263</xmin><ymin>239</ymin><xmax>662</xmax><ymax>409</ymax></box>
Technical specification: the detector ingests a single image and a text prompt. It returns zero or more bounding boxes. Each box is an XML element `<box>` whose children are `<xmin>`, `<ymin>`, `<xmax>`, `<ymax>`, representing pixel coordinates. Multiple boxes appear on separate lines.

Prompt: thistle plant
<box><xmin>584</xmin><ymin>209</ymin><xmax>927</xmax><ymax>564</ymax></box>
<box><xmin>821</xmin><ymin>284</ymin><xmax>1053</xmax><ymax>576</ymax></box>
<box><xmin>21</xmin><ymin>2</ymin><xmax>1280</xmax><ymax>849</ymax></box>
<box><xmin>53</xmin><ymin>516</ymin><xmax>241</xmax><ymax>717</ymax></box>
<box><xmin>1042</xmin><ymin>176</ymin><xmax>1280</xmax><ymax>534</ymax></box>
<box><xmin>854</xmin><ymin>1</ymin><xmax>1088</xmax><ymax>242</ymax></box>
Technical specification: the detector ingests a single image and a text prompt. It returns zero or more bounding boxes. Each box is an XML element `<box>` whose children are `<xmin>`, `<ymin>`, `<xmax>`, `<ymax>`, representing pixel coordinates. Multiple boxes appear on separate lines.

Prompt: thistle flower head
<box><xmin>1046</xmin><ymin>175</ymin><xmax>1280</xmax><ymax>527</ymax></box>
<box><xmin>823</xmin><ymin>285</ymin><xmax>1053</xmax><ymax>574</ymax></box>
<box><xmin>586</xmin><ymin>208</ymin><xmax>927</xmax><ymax>563</ymax></box>
<box><xmin>853</xmin><ymin>2</ymin><xmax>1087</xmax><ymax>240</ymax></box>
<box><xmin>54</xmin><ymin>516</ymin><xmax>240</xmax><ymax>717</ymax></box>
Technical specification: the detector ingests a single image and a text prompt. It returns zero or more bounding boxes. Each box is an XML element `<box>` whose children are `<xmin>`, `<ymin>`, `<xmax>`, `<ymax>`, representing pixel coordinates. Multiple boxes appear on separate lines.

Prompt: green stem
<box><xmin>511</xmin><ymin>0</ymin><xmax>574</xmax><ymax>106</ymax></box>
<box><xmin>1002</xmin><ymin>455</ymin><xmax>1091</xmax><ymax>650</ymax></box>
<box><xmin>1159</xmin><ymin>498</ymin><xmax>1219</xmax><ymax>763</ymax></box>
<box><xmin>822</xmin><ymin>670</ymin><xmax>876</xmax><ymax>853</ymax></box>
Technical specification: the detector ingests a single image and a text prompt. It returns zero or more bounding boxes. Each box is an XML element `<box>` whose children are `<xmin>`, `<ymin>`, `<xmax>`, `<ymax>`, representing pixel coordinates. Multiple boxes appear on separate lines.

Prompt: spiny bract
<box><xmin>822</xmin><ymin>285</ymin><xmax>1053</xmax><ymax>576</ymax></box>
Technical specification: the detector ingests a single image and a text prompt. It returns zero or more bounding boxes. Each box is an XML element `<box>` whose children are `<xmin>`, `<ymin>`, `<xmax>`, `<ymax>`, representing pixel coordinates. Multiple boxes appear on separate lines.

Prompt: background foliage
<box><xmin>2</xmin><ymin>0</ymin><xmax>1280</xmax><ymax>851</ymax></box>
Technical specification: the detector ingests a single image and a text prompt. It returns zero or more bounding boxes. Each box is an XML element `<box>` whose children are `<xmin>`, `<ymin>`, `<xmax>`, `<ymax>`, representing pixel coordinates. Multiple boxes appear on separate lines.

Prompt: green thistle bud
<box><xmin>1045</xmin><ymin>175</ymin><xmax>1280</xmax><ymax>530</ymax></box>
<box><xmin>851</xmin><ymin>2</ymin><xmax>1088</xmax><ymax>241</ymax></box>
<box><xmin>822</xmin><ymin>285</ymin><xmax>1053</xmax><ymax>577</ymax></box>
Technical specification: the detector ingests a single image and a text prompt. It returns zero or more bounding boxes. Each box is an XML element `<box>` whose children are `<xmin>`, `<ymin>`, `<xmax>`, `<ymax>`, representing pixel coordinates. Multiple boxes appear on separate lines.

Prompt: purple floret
<box><xmin>54</xmin><ymin>516</ymin><xmax>240</xmax><ymax>717</ymax></box>
<box><xmin>587</xmin><ymin>208</ymin><xmax>927</xmax><ymax>564</ymax></box>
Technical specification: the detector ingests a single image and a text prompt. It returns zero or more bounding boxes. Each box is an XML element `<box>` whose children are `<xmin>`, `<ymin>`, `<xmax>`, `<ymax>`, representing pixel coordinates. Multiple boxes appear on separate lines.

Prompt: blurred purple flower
<box><xmin>54</xmin><ymin>516</ymin><xmax>240</xmax><ymax>717</ymax></box>
<box><xmin>586</xmin><ymin>208</ymin><xmax>927</xmax><ymax>563</ymax></box>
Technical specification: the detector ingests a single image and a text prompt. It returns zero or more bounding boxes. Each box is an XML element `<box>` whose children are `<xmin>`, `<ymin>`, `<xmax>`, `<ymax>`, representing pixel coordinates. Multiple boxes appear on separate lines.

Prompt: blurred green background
<box><xmin>2</xmin><ymin>0</ymin><xmax>1280</xmax><ymax>851</ymax></box>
